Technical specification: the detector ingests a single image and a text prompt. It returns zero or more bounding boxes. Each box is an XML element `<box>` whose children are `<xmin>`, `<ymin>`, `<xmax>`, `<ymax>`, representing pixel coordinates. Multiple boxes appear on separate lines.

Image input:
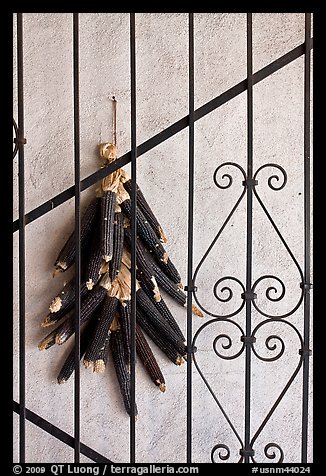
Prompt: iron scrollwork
<box><xmin>13</xmin><ymin>117</ymin><xmax>19</xmax><ymax>158</ymax></box>
<box><xmin>211</xmin><ymin>444</ymin><xmax>230</xmax><ymax>462</ymax></box>
<box><xmin>192</xmin><ymin>159</ymin><xmax>307</xmax><ymax>462</ymax></box>
<box><xmin>264</xmin><ymin>443</ymin><xmax>284</xmax><ymax>463</ymax></box>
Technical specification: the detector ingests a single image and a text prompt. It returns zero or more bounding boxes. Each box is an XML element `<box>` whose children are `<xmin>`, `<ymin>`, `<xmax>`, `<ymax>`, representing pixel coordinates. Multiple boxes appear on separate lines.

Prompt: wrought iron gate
<box><xmin>13</xmin><ymin>12</ymin><xmax>313</xmax><ymax>464</ymax></box>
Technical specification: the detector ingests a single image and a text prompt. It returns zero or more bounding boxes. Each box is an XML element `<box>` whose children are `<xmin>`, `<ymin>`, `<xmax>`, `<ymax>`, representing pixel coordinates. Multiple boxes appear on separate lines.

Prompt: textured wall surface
<box><xmin>13</xmin><ymin>13</ymin><xmax>312</xmax><ymax>463</ymax></box>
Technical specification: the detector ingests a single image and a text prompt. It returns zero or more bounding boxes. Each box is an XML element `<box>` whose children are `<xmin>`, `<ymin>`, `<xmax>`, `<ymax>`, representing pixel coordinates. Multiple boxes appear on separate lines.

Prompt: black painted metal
<box><xmin>13</xmin><ymin>401</ymin><xmax>113</xmax><ymax>463</ymax></box>
<box><xmin>129</xmin><ymin>12</ymin><xmax>137</xmax><ymax>463</ymax></box>
<box><xmin>17</xmin><ymin>12</ymin><xmax>26</xmax><ymax>464</ymax></box>
<box><xmin>72</xmin><ymin>12</ymin><xmax>81</xmax><ymax>463</ymax></box>
<box><xmin>186</xmin><ymin>12</ymin><xmax>194</xmax><ymax>464</ymax></box>
<box><xmin>244</xmin><ymin>14</ymin><xmax>254</xmax><ymax>464</ymax></box>
<box><xmin>301</xmin><ymin>12</ymin><xmax>312</xmax><ymax>463</ymax></box>
<box><xmin>13</xmin><ymin>13</ymin><xmax>312</xmax><ymax>464</ymax></box>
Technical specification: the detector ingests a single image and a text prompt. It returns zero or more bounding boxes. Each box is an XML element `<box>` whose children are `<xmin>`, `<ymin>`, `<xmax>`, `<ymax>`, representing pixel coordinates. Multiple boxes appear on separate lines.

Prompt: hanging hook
<box><xmin>99</xmin><ymin>96</ymin><xmax>118</xmax><ymax>164</ymax></box>
<box><xmin>112</xmin><ymin>95</ymin><xmax>117</xmax><ymax>147</ymax></box>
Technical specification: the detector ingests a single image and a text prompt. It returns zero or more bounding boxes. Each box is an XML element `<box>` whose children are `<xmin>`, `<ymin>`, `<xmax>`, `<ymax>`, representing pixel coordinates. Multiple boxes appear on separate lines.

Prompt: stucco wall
<box><xmin>13</xmin><ymin>13</ymin><xmax>313</xmax><ymax>463</ymax></box>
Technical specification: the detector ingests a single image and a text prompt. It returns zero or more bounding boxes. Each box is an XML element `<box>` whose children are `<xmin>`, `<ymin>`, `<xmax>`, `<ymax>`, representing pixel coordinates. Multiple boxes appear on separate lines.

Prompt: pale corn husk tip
<box><xmin>86</xmin><ymin>279</ymin><xmax>94</xmax><ymax>290</ymax></box>
<box><xmin>49</xmin><ymin>296</ymin><xmax>62</xmax><ymax>313</ymax></box>
<box><xmin>159</xmin><ymin>227</ymin><xmax>168</xmax><ymax>244</ymax></box>
<box><xmin>41</xmin><ymin>315</ymin><xmax>55</xmax><ymax>328</ymax></box>
<box><xmin>94</xmin><ymin>360</ymin><xmax>106</xmax><ymax>373</ymax></box>
<box><xmin>52</xmin><ymin>267</ymin><xmax>64</xmax><ymax>277</ymax></box>
<box><xmin>158</xmin><ymin>382</ymin><xmax>166</xmax><ymax>393</ymax></box>
<box><xmin>83</xmin><ymin>359</ymin><xmax>93</xmax><ymax>369</ymax></box>
<box><xmin>192</xmin><ymin>304</ymin><xmax>204</xmax><ymax>317</ymax></box>
<box><xmin>38</xmin><ymin>335</ymin><xmax>53</xmax><ymax>351</ymax></box>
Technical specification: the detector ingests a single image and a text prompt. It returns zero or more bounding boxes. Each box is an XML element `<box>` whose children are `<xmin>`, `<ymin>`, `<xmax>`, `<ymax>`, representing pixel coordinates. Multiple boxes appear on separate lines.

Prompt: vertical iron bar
<box><xmin>17</xmin><ymin>12</ymin><xmax>26</xmax><ymax>464</ymax></box>
<box><xmin>186</xmin><ymin>12</ymin><xmax>194</xmax><ymax>464</ymax></box>
<box><xmin>301</xmin><ymin>12</ymin><xmax>312</xmax><ymax>463</ymax></box>
<box><xmin>129</xmin><ymin>12</ymin><xmax>137</xmax><ymax>464</ymax></box>
<box><xmin>73</xmin><ymin>12</ymin><xmax>81</xmax><ymax>463</ymax></box>
<box><xmin>244</xmin><ymin>13</ymin><xmax>253</xmax><ymax>464</ymax></box>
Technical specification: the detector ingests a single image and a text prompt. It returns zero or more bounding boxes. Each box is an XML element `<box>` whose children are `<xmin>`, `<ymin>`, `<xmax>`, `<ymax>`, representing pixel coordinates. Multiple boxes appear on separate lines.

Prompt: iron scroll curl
<box><xmin>193</xmin><ymin>162</ymin><xmax>247</xmax><ymax>318</ymax></box>
<box><xmin>13</xmin><ymin>117</ymin><xmax>19</xmax><ymax>158</ymax></box>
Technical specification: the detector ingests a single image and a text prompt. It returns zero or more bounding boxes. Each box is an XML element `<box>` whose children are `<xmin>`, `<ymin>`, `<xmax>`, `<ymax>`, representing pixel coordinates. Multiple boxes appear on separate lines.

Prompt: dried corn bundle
<box><xmin>38</xmin><ymin>136</ymin><xmax>203</xmax><ymax>417</ymax></box>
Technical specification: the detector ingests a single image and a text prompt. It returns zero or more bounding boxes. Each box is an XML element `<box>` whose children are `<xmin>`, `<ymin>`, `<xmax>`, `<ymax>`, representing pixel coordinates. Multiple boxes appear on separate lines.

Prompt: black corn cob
<box><xmin>85</xmin><ymin>223</ymin><xmax>103</xmax><ymax>290</ymax></box>
<box><xmin>124</xmin><ymin>228</ymin><xmax>156</xmax><ymax>283</ymax></box>
<box><xmin>151</xmin><ymin>260</ymin><xmax>187</xmax><ymax>307</ymax></box>
<box><xmin>48</xmin><ymin>277</ymin><xmax>76</xmax><ymax>313</ymax></box>
<box><xmin>83</xmin><ymin>295</ymin><xmax>118</xmax><ymax>372</ymax></box>
<box><xmin>109</xmin><ymin>212</ymin><xmax>124</xmax><ymax>280</ymax></box>
<box><xmin>123</xmin><ymin>179</ymin><xmax>168</xmax><ymax>243</ymax></box>
<box><xmin>101</xmin><ymin>190</ymin><xmax>116</xmax><ymax>262</ymax></box>
<box><xmin>43</xmin><ymin>280</ymin><xmax>89</xmax><ymax>327</ymax></box>
<box><xmin>54</xmin><ymin>316</ymin><xmax>76</xmax><ymax>345</ymax></box>
<box><xmin>38</xmin><ymin>325</ymin><xmax>61</xmax><ymax>350</ymax></box>
<box><xmin>140</xmin><ymin>278</ymin><xmax>185</xmax><ymax>342</ymax></box>
<box><xmin>110</xmin><ymin>330</ymin><xmax>138</xmax><ymax>417</ymax></box>
<box><xmin>42</xmin><ymin>281</ymin><xmax>104</xmax><ymax>328</ymax></box>
<box><xmin>46</xmin><ymin>278</ymin><xmax>88</xmax><ymax>315</ymax></box>
<box><xmin>136</xmin><ymin>307</ymin><xmax>185</xmax><ymax>365</ymax></box>
<box><xmin>125</xmin><ymin>222</ymin><xmax>180</xmax><ymax>286</ymax></box>
<box><xmin>155</xmin><ymin>256</ymin><xmax>182</xmax><ymax>286</ymax></box>
<box><xmin>77</xmin><ymin>285</ymin><xmax>108</xmax><ymax>325</ymax></box>
<box><xmin>38</xmin><ymin>313</ymin><xmax>75</xmax><ymax>349</ymax></box>
<box><xmin>42</xmin><ymin>304</ymin><xmax>72</xmax><ymax>329</ymax></box>
<box><xmin>121</xmin><ymin>199</ymin><xmax>167</xmax><ymax>264</ymax></box>
<box><xmin>136</xmin><ymin>325</ymin><xmax>166</xmax><ymax>392</ymax></box>
<box><xmin>118</xmin><ymin>300</ymin><xmax>131</xmax><ymax>365</ymax></box>
<box><xmin>40</xmin><ymin>286</ymin><xmax>108</xmax><ymax>349</ymax></box>
<box><xmin>136</xmin><ymin>288</ymin><xmax>183</xmax><ymax>347</ymax></box>
<box><xmin>94</xmin><ymin>334</ymin><xmax>111</xmax><ymax>373</ymax></box>
<box><xmin>54</xmin><ymin>198</ymin><xmax>99</xmax><ymax>273</ymax></box>
<box><xmin>57</xmin><ymin>318</ymin><xmax>97</xmax><ymax>384</ymax></box>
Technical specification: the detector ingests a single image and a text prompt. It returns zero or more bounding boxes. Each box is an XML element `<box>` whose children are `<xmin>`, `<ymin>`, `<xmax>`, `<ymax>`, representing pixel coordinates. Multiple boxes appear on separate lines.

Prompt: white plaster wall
<box><xmin>13</xmin><ymin>13</ymin><xmax>312</xmax><ymax>463</ymax></box>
